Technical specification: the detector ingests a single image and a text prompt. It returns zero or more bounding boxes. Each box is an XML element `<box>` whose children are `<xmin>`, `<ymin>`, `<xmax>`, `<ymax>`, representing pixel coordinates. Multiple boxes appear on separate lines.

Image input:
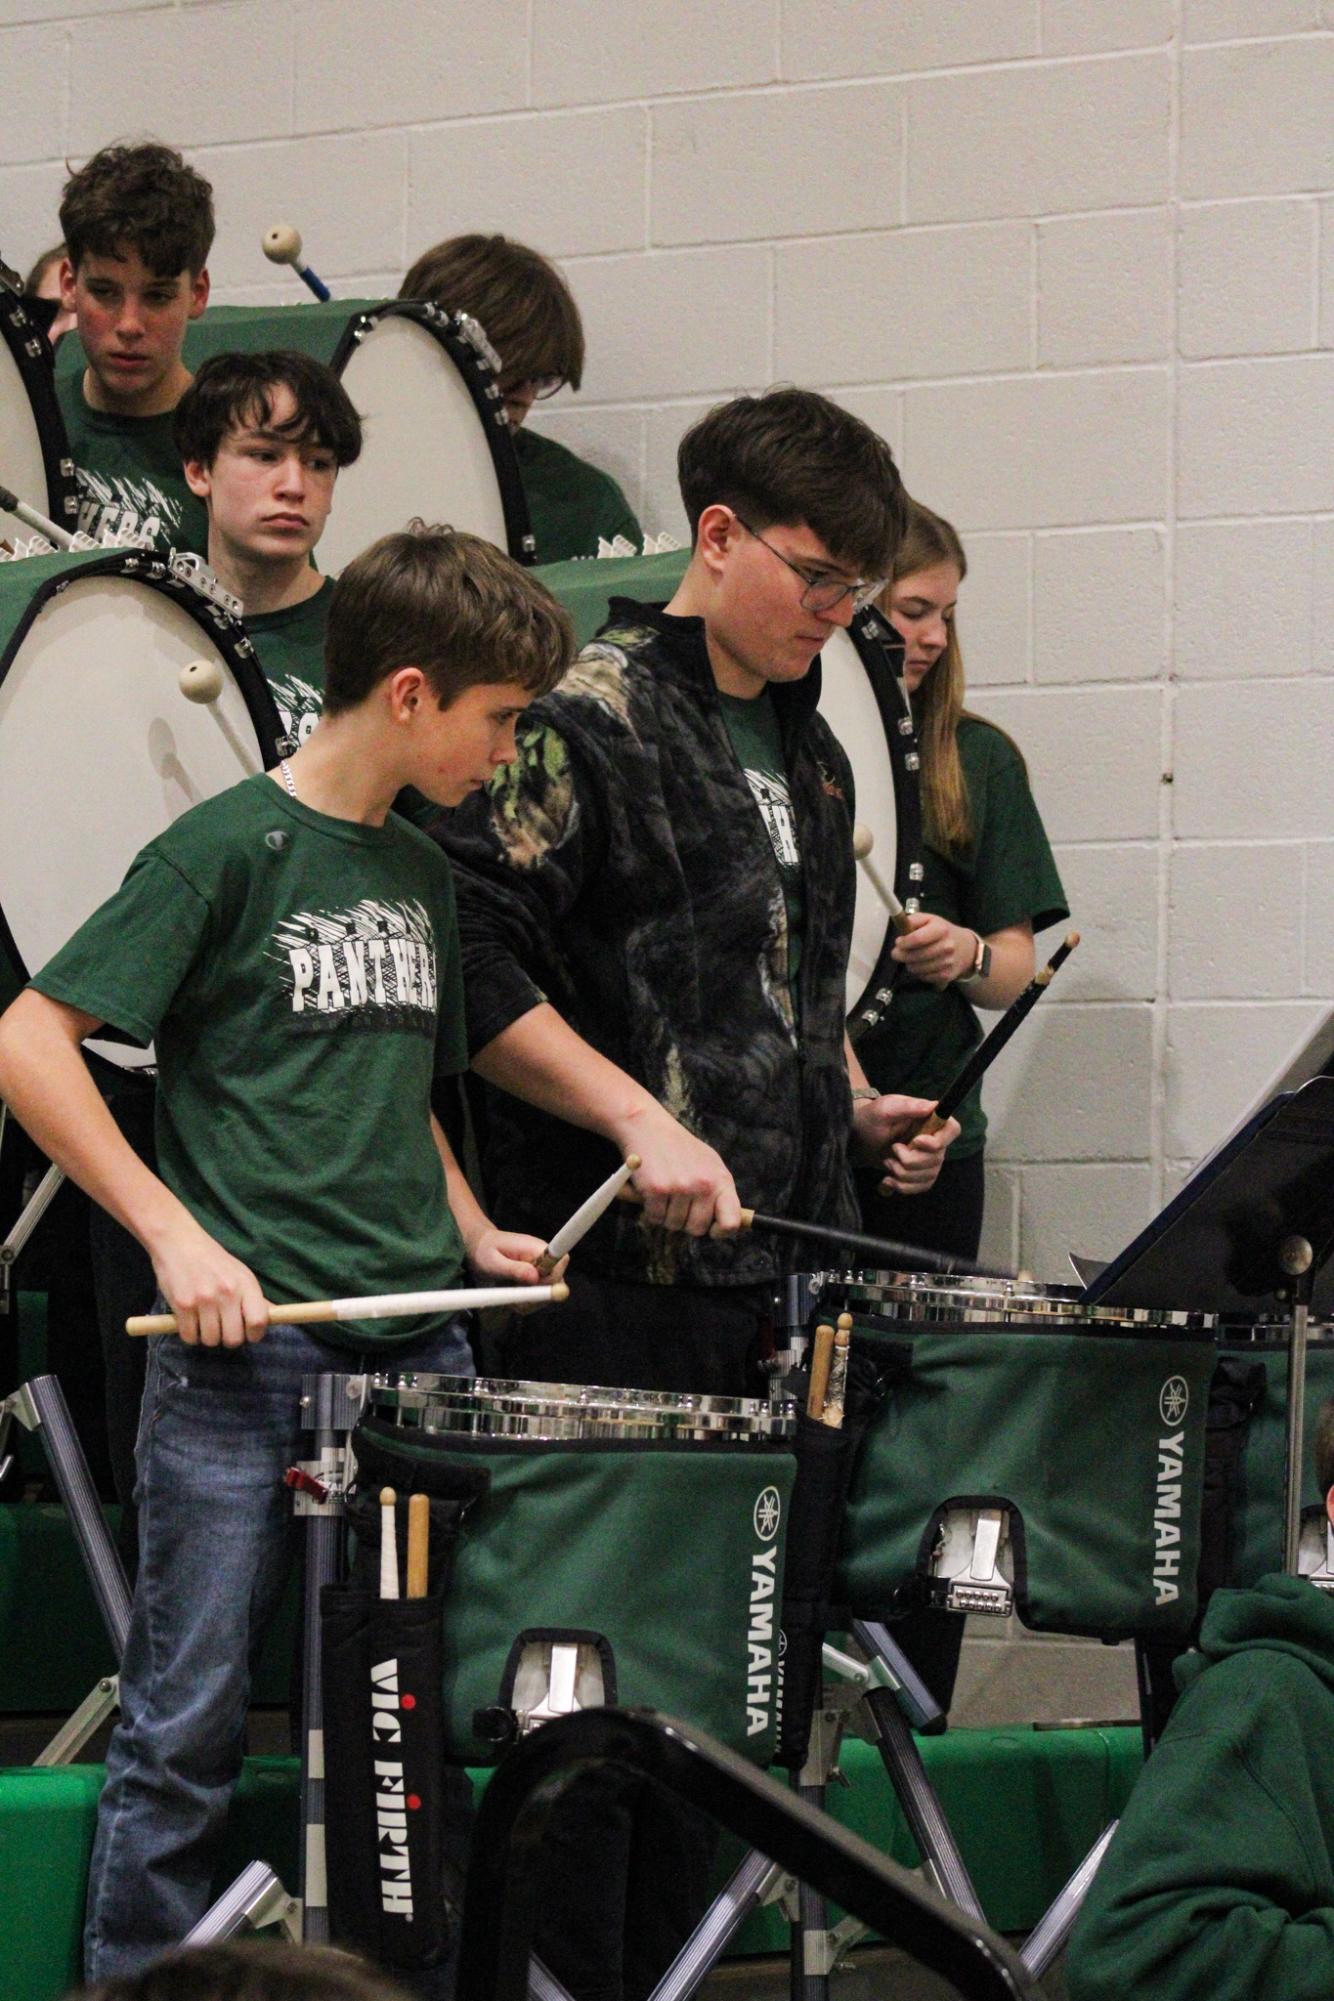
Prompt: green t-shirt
<box><xmin>719</xmin><ymin>687</ymin><xmax>805</xmax><ymax>1023</ymax></box>
<box><xmin>513</xmin><ymin>425</ymin><xmax>642</xmax><ymax>563</ymax></box>
<box><xmin>33</xmin><ymin>773</ymin><xmax>469</xmax><ymax>1347</ymax></box>
<box><xmin>857</xmin><ymin>715</ymin><xmax>1068</xmax><ymax>1156</ymax></box>
<box><xmin>245</xmin><ymin>577</ymin><xmax>331</xmax><ymax>749</ymax></box>
<box><xmin>55</xmin><ymin>373</ymin><xmax>209</xmax><ymax>557</ymax></box>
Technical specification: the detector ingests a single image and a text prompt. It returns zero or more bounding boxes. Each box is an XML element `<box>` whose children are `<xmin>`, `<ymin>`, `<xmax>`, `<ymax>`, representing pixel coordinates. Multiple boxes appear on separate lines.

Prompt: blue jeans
<box><xmin>83</xmin><ymin>1315</ymin><xmax>474</xmax><ymax>1981</ymax></box>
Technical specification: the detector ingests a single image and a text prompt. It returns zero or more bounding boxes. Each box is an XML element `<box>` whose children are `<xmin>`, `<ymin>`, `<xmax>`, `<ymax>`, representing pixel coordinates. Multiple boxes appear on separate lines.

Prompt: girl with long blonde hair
<box><xmin>856</xmin><ymin>498</ymin><xmax>1068</xmax><ymax>1258</ymax></box>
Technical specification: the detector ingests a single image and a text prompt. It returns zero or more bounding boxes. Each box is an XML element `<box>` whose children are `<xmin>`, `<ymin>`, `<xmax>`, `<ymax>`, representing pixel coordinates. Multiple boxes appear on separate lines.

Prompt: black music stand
<box><xmin>1085</xmin><ymin>1074</ymin><xmax>1334</xmax><ymax>1571</ymax></box>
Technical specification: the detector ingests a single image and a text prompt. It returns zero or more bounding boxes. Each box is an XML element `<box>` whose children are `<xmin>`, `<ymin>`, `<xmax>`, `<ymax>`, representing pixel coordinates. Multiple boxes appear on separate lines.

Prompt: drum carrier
<box><xmin>813</xmin><ymin>1270</ymin><xmax>1216</xmax><ymax>1643</ymax></box>
<box><xmin>0</xmin><ymin>280</ymin><xmax>78</xmax><ymax>549</ymax></box>
<box><xmin>346</xmin><ymin>1372</ymin><xmax>799</xmax><ymax>1765</ymax></box>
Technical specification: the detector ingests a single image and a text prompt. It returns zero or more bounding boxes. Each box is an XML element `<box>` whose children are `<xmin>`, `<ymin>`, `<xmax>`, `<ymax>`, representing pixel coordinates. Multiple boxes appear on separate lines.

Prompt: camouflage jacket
<box><xmin>435</xmin><ymin>600</ymin><xmax>861</xmax><ymax>1287</ymax></box>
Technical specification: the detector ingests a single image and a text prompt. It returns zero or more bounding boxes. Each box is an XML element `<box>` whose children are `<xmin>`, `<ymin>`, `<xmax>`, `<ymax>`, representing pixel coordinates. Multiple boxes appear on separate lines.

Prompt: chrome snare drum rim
<box><xmin>808</xmin><ymin>1268</ymin><xmax>1218</xmax><ymax>1332</ymax></box>
<box><xmin>365</xmin><ymin>1372</ymin><xmax>798</xmax><ymax>1444</ymax></box>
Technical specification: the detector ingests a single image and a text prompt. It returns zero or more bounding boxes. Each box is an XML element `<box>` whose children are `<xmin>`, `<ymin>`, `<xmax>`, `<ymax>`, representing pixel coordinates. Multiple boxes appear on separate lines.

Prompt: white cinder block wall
<box><xmin>4</xmin><ymin>0</ymin><xmax>1332</xmax><ymax>1282</ymax></box>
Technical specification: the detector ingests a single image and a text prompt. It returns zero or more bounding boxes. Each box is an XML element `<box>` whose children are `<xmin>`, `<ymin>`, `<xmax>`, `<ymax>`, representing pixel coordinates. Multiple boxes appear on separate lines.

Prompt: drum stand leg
<box><xmin>191</xmin><ymin>1369</ymin><xmax>361</xmax><ymax>1948</ymax></box>
<box><xmin>846</xmin><ymin>1620</ymin><xmax>985</xmax><ymax>1920</ymax></box>
<box><xmin>788</xmin><ymin>1699</ymin><xmax>856</xmax><ymax>2001</ymax></box>
<box><xmin>0</xmin><ymin>1151</ymin><xmax>65</xmax><ymax>1314</ymax></box>
<box><xmin>0</xmin><ymin>1373</ymin><xmax>132</xmax><ymax>1762</ymax></box>
<box><xmin>1019</xmin><ymin>1818</ymin><xmax>1118</xmax><ymax>1979</ymax></box>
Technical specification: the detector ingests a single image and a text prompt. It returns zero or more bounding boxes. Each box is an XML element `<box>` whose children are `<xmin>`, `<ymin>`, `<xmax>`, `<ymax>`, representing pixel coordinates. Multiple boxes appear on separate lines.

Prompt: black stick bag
<box><xmin>320</xmin><ymin>1432</ymin><xmax>490</xmax><ymax>1969</ymax></box>
<box><xmin>777</xmin><ymin>1347</ymin><xmax>901</xmax><ymax>1769</ymax></box>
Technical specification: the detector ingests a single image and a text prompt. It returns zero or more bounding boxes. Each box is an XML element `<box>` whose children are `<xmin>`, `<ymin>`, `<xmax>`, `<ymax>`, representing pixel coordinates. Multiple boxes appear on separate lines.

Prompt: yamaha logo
<box><xmin>753</xmin><ymin>1487</ymin><xmax>781</xmax><ymax>1541</ymax></box>
<box><xmin>1160</xmin><ymin>1377</ymin><xmax>1189</xmax><ymax>1426</ymax></box>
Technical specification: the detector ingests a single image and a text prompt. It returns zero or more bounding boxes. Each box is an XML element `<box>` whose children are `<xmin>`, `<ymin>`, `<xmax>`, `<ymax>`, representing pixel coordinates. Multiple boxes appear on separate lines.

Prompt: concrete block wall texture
<box><xmin>3</xmin><ymin>0</ymin><xmax>1331</xmax><ymax>1281</ymax></box>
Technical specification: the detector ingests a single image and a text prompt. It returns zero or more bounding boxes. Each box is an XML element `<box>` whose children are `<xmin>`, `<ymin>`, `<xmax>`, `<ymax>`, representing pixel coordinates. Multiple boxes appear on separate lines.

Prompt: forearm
<box><xmin>0</xmin><ymin>991</ymin><xmax>189</xmax><ymax>1258</ymax></box>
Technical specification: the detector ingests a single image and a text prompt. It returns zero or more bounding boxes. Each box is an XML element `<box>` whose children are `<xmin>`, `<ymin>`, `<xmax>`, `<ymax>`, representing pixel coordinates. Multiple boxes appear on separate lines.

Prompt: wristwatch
<box><xmin>957</xmin><ymin>932</ymin><xmax>992</xmax><ymax>984</ymax></box>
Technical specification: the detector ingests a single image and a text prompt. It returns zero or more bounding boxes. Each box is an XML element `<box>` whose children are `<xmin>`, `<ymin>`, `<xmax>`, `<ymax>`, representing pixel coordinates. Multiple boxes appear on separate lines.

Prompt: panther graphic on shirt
<box><xmin>269</xmin><ymin>898</ymin><xmax>437</xmax><ymax>1035</ymax></box>
<box><xmin>266</xmin><ymin>672</ymin><xmax>323</xmax><ymax>746</ymax></box>
<box><xmin>73</xmin><ymin>466</ymin><xmax>184</xmax><ymax>548</ymax></box>
<box><xmin>741</xmin><ymin>767</ymin><xmax>801</xmax><ymax>872</ymax></box>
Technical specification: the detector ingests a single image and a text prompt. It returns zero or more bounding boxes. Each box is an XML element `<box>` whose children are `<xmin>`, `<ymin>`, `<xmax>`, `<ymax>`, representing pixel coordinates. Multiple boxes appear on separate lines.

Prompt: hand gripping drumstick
<box><xmin>907</xmin><ymin>931</ymin><xmax>1081</xmax><ymax>1138</ymax></box>
<box><xmin>852</xmin><ymin>823</ymin><xmax>913</xmax><ymax>937</ymax></box>
<box><xmin>535</xmin><ymin>1154</ymin><xmax>642</xmax><ymax>1277</ymax></box>
<box><xmin>406</xmin><ymin>1492</ymin><xmax>430</xmax><ymax>1599</ymax></box>
<box><xmin>125</xmin><ymin>1278</ymin><xmax>570</xmax><ymax>1337</ymax></box>
<box><xmin>261</xmin><ymin>223</ymin><xmax>332</xmax><ymax>302</ymax></box>
<box><xmin>379</xmin><ymin>1488</ymin><xmax>399</xmax><ymax>1601</ymax></box>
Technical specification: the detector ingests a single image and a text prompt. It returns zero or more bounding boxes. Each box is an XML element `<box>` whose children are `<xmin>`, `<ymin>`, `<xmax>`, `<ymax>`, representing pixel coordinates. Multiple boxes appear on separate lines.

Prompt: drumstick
<box><xmin>806</xmin><ymin>1322</ymin><xmax>835</xmax><ymax>1419</ymax></box>
<box><xmin>406</xmin><ymin>1492</ymin><xmax>430</xmax><ymax>1599</ymax></box>
<box><xmin>711</xmin><ymin>1207</ymin><xmax>1014</xmax><ymax>1279</ymax></box>
<box><xmin>125</xmin><ymin>1278</ymin><xmax>570</xmax><ymax>1337</ymax></box>
<box><xmin>261</xmin><ymin>223</ymin><xmax>332</xmax><ymax>302</ymax></box>
<box><xmin>821</xmin><ymin>1317</ymin><xmax>852</xmax><ymax>1429</ymax></box>
<box><xmin>908</xmin><ymin>932</ymin><xmax>1081</xmax><ymax>1138</ymax></box>
<box><xmin>535</xmin><ymin>1154</ymin><xmax>642</xmax><ymax>1277</ymax></box>
<box><xmin>379</xmin><ymin>1488</ymin><xmax>399</xmax><ymax>1600</ymax></box>
<box><xmin>852</xmin><ymin>824</ymin><xmax>913</xmax><ymax>937</ymax></box>
<box><xmin>0</xmin><ymin>482</ymin><xmax>75</xmax><ymax>550</ymax></box>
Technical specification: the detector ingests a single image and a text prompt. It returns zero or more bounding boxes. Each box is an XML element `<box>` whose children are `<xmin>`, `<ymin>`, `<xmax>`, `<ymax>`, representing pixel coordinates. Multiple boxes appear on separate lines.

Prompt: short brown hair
<box><xmin>60</xmin><ymin>141</ymin><xmax>214</xmax><ymax>277</ymax></box>
<box><xmin>324</xmin><ymin>523</ymin><xmax>573</xmax><ymax>715</ymax></box>
<box><xmin>399</xmin><ymin>233</ymin><xmax>584</xmax><ymax>391</ymax></box>
<box><xmin>174</xmin><ymin>352</ymin><xmax>362</xmax><ymax>472</ymax></box>
<box><xmin>1316</xmin><ymin>1398</ymin><xmax>1334</xmax><ymax>1501</ymax></box>
<box><xmin>71</xmin><ymin>1938</ymin><xmax>413</xmax><ymax>2001</ymax></box>
<box><xmin>677</xmin><ymin>388</ymin><xmax>904</xmax><ymax>579</ymax></box>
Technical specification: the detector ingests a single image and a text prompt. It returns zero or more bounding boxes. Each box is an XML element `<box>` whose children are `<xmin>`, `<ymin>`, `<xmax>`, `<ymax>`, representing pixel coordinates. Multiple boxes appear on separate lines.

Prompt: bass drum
<box><xmin>0</xmin><ymin>548</ymin><xmax>282</xmax><ymax>1067</ymax></box>
<box><xmin>169</xmin><ymin>297</ymin><xmax>533</xmax><ymax>570</ymax></box>
<box><xmin>0</xmin><ymin>286</ymin><xmax>78</xmax><ymax>549</ymax></box>
<box><xmin>816</xmin><ymin>606</ymin><xmax>924</xmax><ymax>1024</ymax></box>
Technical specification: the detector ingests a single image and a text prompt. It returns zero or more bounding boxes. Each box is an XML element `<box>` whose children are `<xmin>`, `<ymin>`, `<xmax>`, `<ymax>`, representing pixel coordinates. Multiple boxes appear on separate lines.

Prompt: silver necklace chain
<box><xmin>279</xmin><ymin>758</ymin><xmax>297</xmax><ymax>799</ymax></box>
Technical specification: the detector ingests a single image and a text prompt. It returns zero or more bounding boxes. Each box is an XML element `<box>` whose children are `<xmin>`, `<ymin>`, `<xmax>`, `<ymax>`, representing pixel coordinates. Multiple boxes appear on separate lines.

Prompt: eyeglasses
<box><xmin>735</xmin><ymin>515</ymin><xmax>885</xmax><ymax>616</ymax></box>
<box><xmin>501</xmin><ymin>373</ymin><xmax>566</xmax><ymax>401</ymax></box>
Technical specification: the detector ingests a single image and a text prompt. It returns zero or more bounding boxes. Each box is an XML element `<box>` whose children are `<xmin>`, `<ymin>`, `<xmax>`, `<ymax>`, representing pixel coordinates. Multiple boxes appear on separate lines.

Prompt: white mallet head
<box><xmin>852</xmin><ymin>822</ymin><xmax>874</xmax><ymax>860</ymax></box>
<box><xmin>179</xmin><ymin>658</ymin><xmax>224</xmax><ymax>705</ymax></box>
<box><xmin>262</xmin><ymin>223</ymin><xmax>303</xmax><ymax>268</ymax></box>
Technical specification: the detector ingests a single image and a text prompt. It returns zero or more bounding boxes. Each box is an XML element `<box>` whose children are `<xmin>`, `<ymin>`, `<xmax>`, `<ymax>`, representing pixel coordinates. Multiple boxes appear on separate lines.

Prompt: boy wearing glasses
<box><xmin>438</xmin><ymin>387</ymin><xmax>956</xmax><ymax>1399</ymax></box>
<box><xmin>399</xmin><ymin>232</ymin><xmax>642</xmax><ymax>560</ymax></box>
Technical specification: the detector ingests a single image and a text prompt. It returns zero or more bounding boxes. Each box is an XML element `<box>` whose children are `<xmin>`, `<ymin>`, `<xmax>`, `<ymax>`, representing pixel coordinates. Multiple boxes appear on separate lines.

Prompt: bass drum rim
<box><xmin>828</xmin><ymin>606</ymin><xmax>924</xmax><ymax>1030</ymax></box>
<box><xmin>0</xmin><ymin>548</ymin><xmax>284</xmax><ymax>1000</ymax></box>
<box><xmin>0</xmin><ymin>288</ymin><xmax>79</xmax><ymax>534</ymax></box>
<box><xmin>328</xmin><ymin>299</ymin><xmax>535</xmax><ymax>567</ymax></box>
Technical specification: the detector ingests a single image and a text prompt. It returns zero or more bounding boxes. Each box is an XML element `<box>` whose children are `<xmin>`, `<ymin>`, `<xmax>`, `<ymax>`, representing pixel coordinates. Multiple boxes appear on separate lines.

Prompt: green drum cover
<box><xmin>359</xmin><ymin>1427</ymin><xmax>795</xmax><ymax>1766</ymax></box>
<box><xmin>1223</xmin><ymin>1340</ymin><xmax>1334</xmax><ymax>1586</ymax></box>
<box><xmin>836</xmin><ymin>1327</ymin><xmax>1216</xmax><ymax>1641</ymax></box>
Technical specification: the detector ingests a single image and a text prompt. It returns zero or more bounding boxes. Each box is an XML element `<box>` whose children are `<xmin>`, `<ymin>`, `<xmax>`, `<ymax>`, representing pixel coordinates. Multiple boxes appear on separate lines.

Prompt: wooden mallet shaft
<box><xmin>126</xmin><ymin>1279</ymin><xmax>569</xmax><ymax>1337</ymax></box>
<box><xmin>852</xmin><ymin>823</ymin><xmax>913</xmax><ymax>937</ymax></box>
<box><xmin>406</xmin><ymin>1492</ymin><xmax>430</xmax><ymax>1600</ymax></box>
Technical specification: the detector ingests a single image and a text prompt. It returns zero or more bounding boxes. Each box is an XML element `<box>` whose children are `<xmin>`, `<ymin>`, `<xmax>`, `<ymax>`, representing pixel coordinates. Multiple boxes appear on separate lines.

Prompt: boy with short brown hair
<box><xmin>0</xmin><ymin>524</ymin><xmax>572</xmax><ymax>1979</ymax></box>
<box><xmin>56</xmin><ymin>141</ymin><xmax>215</xmax><ymax>552</ymax></box>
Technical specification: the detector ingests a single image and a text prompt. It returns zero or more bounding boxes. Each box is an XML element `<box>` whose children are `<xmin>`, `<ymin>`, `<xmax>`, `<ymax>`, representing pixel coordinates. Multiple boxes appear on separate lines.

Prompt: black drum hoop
<box><xmin>328</xmin><ymin>299</ymin><xmax>536</xmax><ymax>567</ymax></box>
<box><xmin>0</xmin><ymin>286</ymin><xmax>79</xmax><ymax>534</ymax></box>
<box><xmin>0</xmin><ymin>548</ymin><xmax>284</xmax><ymax>993</ymax></box>
<box><xmin>843</xmin><ymin>606</ymin><xmax>925</xmax><ymax>1036</ymax></box>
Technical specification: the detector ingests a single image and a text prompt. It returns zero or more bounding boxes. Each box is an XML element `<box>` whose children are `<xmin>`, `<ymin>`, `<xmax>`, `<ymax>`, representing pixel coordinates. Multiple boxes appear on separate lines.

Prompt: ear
<box><xmin>695</xmin><ymin>503</ymin><xmax>738</xmax><ymax>582</ymax></box>
<box><xmin>182</xmin><ymin>458</ymin><xmax>211</xmax><ymax>502</ymax></box>
<box><xmin>58</xmin><ymin>258</ymin><xmax>77</xmax><ymax>314</ymax></box>
<box><xmin>1325</xmin><ymin>1487</ymin><xmax>1334</xmax><ymax>1534</ymax></box>
<box><xmin>385</xmin><ymin>665</ymin><xmax>428</xmax><ymax>721</ymax></box>
<box><xmin>188</xmin><ymin>267</ymin><xmax>210</xmax><ymax>320</ymax></box>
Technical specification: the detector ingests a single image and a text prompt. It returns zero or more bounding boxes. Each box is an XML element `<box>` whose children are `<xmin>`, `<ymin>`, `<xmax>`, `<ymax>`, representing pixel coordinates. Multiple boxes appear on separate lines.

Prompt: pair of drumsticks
<box><xmin>379</xmin><ymin>1488</ymin><xmax>429</xmax><ymax>1600</ymax></box>
<box><xmin>807</xmin><ymin>1313</ymin><xmax>853</xmax><ymax>1430</ymax></box>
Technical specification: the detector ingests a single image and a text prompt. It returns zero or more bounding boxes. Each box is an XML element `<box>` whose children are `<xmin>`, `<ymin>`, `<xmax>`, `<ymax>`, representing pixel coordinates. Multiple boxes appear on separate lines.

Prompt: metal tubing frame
<box><xmin>456</xmin><ymin>1707</ymin><xmax>1038</xmax><ymax>2001</ymax></box>
<box><xmin>1020</xmin><ymin>1820</ymin><xmax>1118</xmax><ymax>1979</ymax></box>
<box><xmin>17</xmin><ymin>1374</ymin><xmax>132</xmax><ymax>1656</ymax></box>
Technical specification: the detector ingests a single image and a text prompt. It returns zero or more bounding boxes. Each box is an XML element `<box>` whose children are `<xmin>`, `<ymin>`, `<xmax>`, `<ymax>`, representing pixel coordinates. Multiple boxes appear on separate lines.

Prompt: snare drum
<box><xmin>355</xmin><ymin>1373</ymin><xmax>797</xmax><ymax>1764</ymax></box>
<box><xmin>817</xmin><ymin>609</ymin><xmax>924</xmax><ymax>1025</ymax></box>
<box><xmin>813</xmin><ymin>1270</ymin><xmax>1216</xmax><ymax>1641</ymax></box>
<box><xmin>168</xmin><ymin>298</ymin><xmax>532</xmax><ymax>570</ymax></box>
<box><xmin>0</xmin><ymin>286</ymin><xmax>78</xmax><ymax>549</ymax></box>
<box><xmin>0</xmin><ymin>548</ymin><xmax>281</xmax><ymax>1056</ymax></box>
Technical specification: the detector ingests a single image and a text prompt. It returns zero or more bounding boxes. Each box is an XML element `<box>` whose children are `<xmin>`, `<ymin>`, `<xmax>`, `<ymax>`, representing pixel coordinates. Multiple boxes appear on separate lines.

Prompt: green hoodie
<box><xmin>1067</xmin><ymin>1573</ymin><xmax>1334</xmax><ymax>2000</ymax></box>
